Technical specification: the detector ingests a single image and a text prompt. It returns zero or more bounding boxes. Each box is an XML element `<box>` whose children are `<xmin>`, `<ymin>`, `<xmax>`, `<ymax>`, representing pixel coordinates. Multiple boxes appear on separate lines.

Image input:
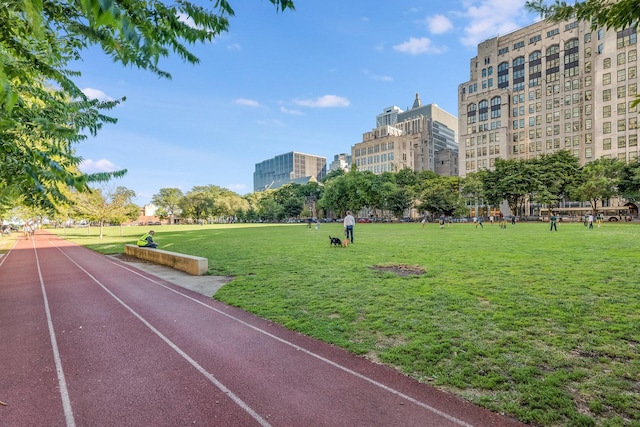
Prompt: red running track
<box><xmin>0</xmin><ymin>231</ymin><xmax>525</xmax><ymax>427</ymax></box>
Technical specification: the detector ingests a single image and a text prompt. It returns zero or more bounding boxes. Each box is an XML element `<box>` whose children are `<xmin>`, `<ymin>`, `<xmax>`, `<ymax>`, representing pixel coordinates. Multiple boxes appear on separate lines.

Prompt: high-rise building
<box><xmin>328</xmin><ymin>153</ymin><xmax>352</xmax><ymax>173</ymax></box>
<box><xmin>458</xmin><ymin>19</ymin><xmax>639</xmax><ymax>177</ymax></box>
<box><xmin>253</xmin><ymin>151</ymin><xmax>327</xmax><ymax>192</ymax></box>
<box><xmin>353</xmin><ymin>94</ymin><xmax>459</xmax><ymax>176</ymax></box>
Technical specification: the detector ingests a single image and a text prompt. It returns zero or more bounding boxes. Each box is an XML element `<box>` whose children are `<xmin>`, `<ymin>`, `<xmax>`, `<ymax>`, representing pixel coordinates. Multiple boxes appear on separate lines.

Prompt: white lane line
<box><xmin>48</xmin><ymin>240</ymin><xmax>271</xmax><ymax>427</ymax></box>
<box><xmin>91</xmin><ymin>249</ymin><xmax>475</xmax><ymax>427</ymax></box>
<box><xmin>32</xmin><ymin>238</ymin><xmax>76</xmax><ymax>427</ymax></box>
<box><xmin>0</xmin><ymin>237</ymin><xmax>19</xmax><ymax>268</ymax></box>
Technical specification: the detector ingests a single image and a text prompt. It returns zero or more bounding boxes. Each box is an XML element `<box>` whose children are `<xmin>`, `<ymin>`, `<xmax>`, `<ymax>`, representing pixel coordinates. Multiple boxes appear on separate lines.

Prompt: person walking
<box><xmin>550</xmin><ymin>213</ymin><xmax>558</xmax><ymax>232</ymax></box>
<box><xmin>588</xmin><ymin>214</ymin><xmax>594</xmax><ymax>229</ymax></box>
<box><xmin>475</xmin><ymin>216</ymin><xmax>484</xmax><ymax>229</ymax></box>
<box><xmin>344</xmin><ymin>211</ymin><xmax>355</xmax><ymax>243</ymax></box>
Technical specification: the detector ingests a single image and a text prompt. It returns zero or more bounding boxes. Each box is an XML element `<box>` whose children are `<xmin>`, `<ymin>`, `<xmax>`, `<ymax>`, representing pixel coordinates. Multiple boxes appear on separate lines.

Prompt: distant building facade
<box><xmin>458</xmin><ymin>18</ymin><xmax>639</xmax><ymax>177</ymax></box>
<box><xmin>253</xmin><ymin>151</ymin><xmax>327</xmax><ymax>192</ymax></box>
<box><xmin>328</xmin><ymin>153</ymin><xmax>352</xmax><ymax>173</ymax></box>
<box><xmin>352</xmin><ymin>94</ymin><xmax>459</xmax><ymax>176</ymax></box>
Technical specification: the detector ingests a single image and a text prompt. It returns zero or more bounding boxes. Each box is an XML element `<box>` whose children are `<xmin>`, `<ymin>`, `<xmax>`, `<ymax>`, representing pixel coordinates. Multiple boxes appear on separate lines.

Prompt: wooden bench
<box><xmin>124</xmin><ymin>244</ymin><xmax>208</xmax><ymax>276</ymax></box>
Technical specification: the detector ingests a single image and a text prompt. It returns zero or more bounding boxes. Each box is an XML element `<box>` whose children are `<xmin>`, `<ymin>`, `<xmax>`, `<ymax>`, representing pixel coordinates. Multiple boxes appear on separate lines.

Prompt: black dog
<box><xmin>329</xmin><ymin>236</ymin><xmax>342</xmax><ymax>247</ymax></box>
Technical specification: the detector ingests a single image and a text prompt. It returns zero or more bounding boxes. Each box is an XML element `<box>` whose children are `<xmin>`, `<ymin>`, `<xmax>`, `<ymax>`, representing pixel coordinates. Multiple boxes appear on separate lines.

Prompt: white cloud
<box><xmin>82</xmin><ymin>88</ymin><xmax>113</xmax><ymax>101</ymax></box>
<box><xmin>79</xmin><ymin>159</ymin><xmax>119</xmax><ymax>173</ymax></box>
<box><xmin>393</xmin><ymin>37</ymin><xmax>445</xmax><ymax>55</ymax></box>
<box><xmin>234</xmin><ymin>98</ymin><xmax>263</xmax><ymax>108</ymax></box>
<box><xmin>280</xmin><ymin>106</ymin><xmax>305</xmax><ymax>115</ymax></box>
<box><xmin>458</xmin><ymin>0</ymin><xmax>532</xmax><ymax>47</ymax></box>
<box><xmin>293</xmin><ymin>95</ymin><xmax>350</xmax><ymax>108</ymax></box>
<box><xmin>426</xmin><ymin>14</ymin><xmax>453</xmax><ymax>34</ymax></box>
<box><xmin>227</xmin><ymin>43</ymin><xmax>242</xmax><ymax>51</ymax></box>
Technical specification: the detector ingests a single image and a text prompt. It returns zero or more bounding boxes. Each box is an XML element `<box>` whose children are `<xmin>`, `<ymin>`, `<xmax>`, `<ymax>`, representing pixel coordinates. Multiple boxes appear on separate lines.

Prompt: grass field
<box><xmin>48</xmin><ymin>221</ymin><xmax>639</xmax><ymax>426</ymax></box>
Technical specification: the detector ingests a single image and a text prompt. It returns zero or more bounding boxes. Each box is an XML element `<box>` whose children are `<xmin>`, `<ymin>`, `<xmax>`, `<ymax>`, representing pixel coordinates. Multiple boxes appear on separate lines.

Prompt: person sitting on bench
<box><xmin>137</xmin><ymin>230</ymin><xmax>158</xmax><ymax>248</ymax></box>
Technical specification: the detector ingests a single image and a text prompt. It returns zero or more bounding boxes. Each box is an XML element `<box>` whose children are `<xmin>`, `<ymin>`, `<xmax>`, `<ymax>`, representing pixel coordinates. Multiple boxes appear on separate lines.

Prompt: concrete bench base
<box><xmin>124</xmin><ymin>244</ymin><xmax>208</xmax><ymax>276</ymax></box>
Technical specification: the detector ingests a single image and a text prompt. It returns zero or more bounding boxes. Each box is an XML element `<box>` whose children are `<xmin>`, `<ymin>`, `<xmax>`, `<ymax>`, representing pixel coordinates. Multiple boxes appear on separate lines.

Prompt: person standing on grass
<box><xmin>137</xmin><ymin>230</ymin><xmax>158</xmax><ymax>248</ymax></box>
<box><xmin>344</xmin><ymin>211</ymin><xmax>355</xmax><ymax>243</ymax></box>
<box><xmin>550</xmin><ymin>213</ymin><xmax>558</xmax><ymax>232</ymax></box>
<box><xmin>596</xmin><ymin>213</ymin><xmax>603</xmax><ymax>228</ymax></box>
<box><xmin>475</xmin><ymin>216</ymin><xmax>484</xmax><ymax>229</ymax></box>
<box><xmin>588</xmin><ymin>213</ymin><xmax>594</xmax><ymax>229</ymax></box>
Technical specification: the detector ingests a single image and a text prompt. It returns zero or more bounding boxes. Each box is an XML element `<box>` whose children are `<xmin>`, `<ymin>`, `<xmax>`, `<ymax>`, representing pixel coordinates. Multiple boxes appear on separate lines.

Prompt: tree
<box><xmin>460</xmin><ymin>172</ymin><xmax>486</xmax><ymax>216</ymax></box>
<box><xmin>483</xmin><ymin>159</ymin><xmax>536</xmax><ymax>217</ymax></box>
<box><xmin>152</xmin><ymin>188</ymin><xmax>184</xmax><ymax>225</ymax></box>
<box><xmin>179</xmin><ymin>186</ymin><xmax>215</xmax><ymax>224</ymax></box>
<box><xmin>257</xmin><ymin>194</ymin><xmax>283</xmax><ymax>222</ymax></box>
<box><xmin>571</xmin><ymin>158</ymin><xmax>624</xmax><ymax>214</ymax></box>
<box><xmin>73</xmin><ymin>186</ymin><xmax>137</xmax><ymax>238</ymax></box>
<box><xmin>1</xmin><ymin>0</ymin><xmax>294</xmax><ymax>211</ymax></box>
<box><xmin>618</xmin><ymin>159</ymin><xmax>640</xmax><ymax>202</ymax></box>
<box><xmin>385</xmin><ymin>186</ymin><xmax>414</xmax><ymax>219</ymax></box>
<box><xmin>417</xmin><ymin>177</ymin><xmax>465</xmax><ymax>217</ymax></box>
<box><xmin>530</xmin><ymin>150</ymin><xmax>581</xmax><ymax>210</ymax></box>
<box><xmin>526</xmin><ymin>0</ymin><xmax>638</xmax><ymax>31</ymax></box>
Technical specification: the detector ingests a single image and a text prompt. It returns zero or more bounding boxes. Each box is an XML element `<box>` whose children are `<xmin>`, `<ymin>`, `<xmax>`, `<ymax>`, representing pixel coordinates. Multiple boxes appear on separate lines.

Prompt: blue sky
<box><xmin>74</xmin><ymin>0</ymin><xmax>539</xmax><ymax>205</ymax></box>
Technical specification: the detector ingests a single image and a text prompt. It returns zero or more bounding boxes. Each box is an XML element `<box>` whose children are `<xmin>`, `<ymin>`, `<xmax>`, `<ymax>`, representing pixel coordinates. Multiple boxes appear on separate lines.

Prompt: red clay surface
<box><xmin>0</xmin><ymin>231</ymin><xmax>526</xmax><ymax>426</ymax></box>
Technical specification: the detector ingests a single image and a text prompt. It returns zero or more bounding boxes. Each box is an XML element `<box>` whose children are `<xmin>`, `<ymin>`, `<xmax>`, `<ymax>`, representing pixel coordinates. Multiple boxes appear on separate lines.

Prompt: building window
<box><xmin>603</xmin><ymin>105</ymin><xmax>611</xmax><ymax>117</ymax></box>
<box><xmin>585</xmin><ymin>147</ymin><xmax>593</xmax><ymax>158</ymax></box>
<box><xmin>630</xmin><ymin>49</ymin><xmax>637</xmax><ymax>62</ymax></box>
<box><xmin>603</xmin><ymin>89</ymin><xmax>611</xmax><ymax>101</ymax></box>
<box><xmin>617</xmin><ymin>27</ymin><xmax>637</xmax><ymax>48</ymax></box>
<box><xmin>618</xmin><ymin>102</ymin><xmax>627</xmax><ymax>114</ymax></box>
<box><xmin>603</xmin><ymin>122</ymin><xmax>612</xmax><ymax>134</ymax></box>
<box><xmin>603</xmin><ymin>73</ymin><xmax>611</xmax><ymax>85</ymax></box>
<box><xmin>618</xmin><ymin>136</ymin><xmax>627</xmax><ymax>148</ymax></box>
<box><xmin>603</xmin><ymin>138</ymin><xmax>612</xmax><ymax>150</ymax></box>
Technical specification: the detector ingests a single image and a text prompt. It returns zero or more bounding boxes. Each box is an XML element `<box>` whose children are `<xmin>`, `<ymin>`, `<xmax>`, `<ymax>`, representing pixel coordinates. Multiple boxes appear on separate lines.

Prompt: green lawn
<box><xmin>51</xmin><ymin>221</ymin><xmax>640</xmax><ymax>426</ymax></box>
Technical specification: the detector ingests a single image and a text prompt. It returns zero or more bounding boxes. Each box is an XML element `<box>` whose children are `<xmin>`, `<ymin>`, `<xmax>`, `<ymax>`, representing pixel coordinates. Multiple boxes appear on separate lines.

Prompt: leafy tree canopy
<box><xmin>525</xmin><ymin>0</ymin><xmax>638</xmax><ymax>30</ymax></box>
<box><xmin>1</xmin><ymin>0</ymin><xmax>294</xmax><ymax>211</ymax></box>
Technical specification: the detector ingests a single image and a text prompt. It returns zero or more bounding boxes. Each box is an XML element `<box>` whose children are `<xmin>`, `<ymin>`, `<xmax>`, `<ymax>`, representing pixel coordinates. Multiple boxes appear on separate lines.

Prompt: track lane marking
<box><xmin>47</xmin><ymin>236</ymin><xmax>474</xmax><ymax>427</ymax></box>
<box><xmin>31</xmin><ymin>237</ymin><xmax>76</xmax><ymax>427</ymax></box>
<box><xmin>45</xmin><ymin>237</ymin><xmax>271</xmax><ymax>427</ymax></box>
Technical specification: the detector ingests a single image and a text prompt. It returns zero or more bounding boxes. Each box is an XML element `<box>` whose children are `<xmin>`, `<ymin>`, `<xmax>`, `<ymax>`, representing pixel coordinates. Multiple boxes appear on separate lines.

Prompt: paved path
<box><xmin>0</xmin><ymin>231</ymin><xmax>525</xmax><ymax>426</ymax></box>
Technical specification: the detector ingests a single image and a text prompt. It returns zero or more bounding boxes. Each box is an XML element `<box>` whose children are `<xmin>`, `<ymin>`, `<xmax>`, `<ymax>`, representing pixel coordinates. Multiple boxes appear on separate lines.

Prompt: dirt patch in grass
<box><xmin>371</xmin><ymin>263</ymin><xmax>426</xmax><ymax>276</ymax></box>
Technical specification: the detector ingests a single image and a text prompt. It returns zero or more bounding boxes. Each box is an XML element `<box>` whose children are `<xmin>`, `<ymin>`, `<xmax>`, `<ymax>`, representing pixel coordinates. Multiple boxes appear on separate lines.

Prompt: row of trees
<box><xmin>6</xmin><ymin>150</ymin><xmax>633</xmax><ymax>232</ymax></box>
<box><xmin>147</xmin><ymin>152</ymin><xmax>640</xmax><ymax>224</ymax></box>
